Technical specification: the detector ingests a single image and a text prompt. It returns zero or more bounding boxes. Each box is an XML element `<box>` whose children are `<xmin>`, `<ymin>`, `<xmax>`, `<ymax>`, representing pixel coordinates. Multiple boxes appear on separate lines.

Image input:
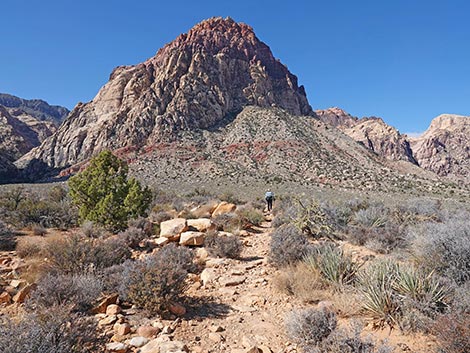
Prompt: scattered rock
<box><xmin>154</xmin><ymin>237</ymin><xmax>170</xmax><ymax>246</ymax></box>
<box><xmin>98</xmin><ymin>315</ymin><xmax>117</xmax><ymax>327</ymax></box>
<box><xmin>187</xmin><ymin>218</ymin><xmax>215</xmax><ymax>232</ymax></box>
<box><xmin>106</xmin><ymin>342</ymin><xmax>128</xmax><ymax>353</ymax></box>
<box><xmin>212</xmin><ymin>202</ymin><xmax>236</xmax><ymax>217</ymax></box>
<box><xmin>160</xmin><ymin>218</ymin><xmax>188</xmax><ymax>239</ymax></box>
<box><xmin>106</xmin><ymin>304</ymin><xmax>122</xmax><ymax>316</ymax></box>
<box><xmin>114</xmin><ymin>323</ymin><xmax>131</xmax><ymax>336</ymax></box>
<box><xmin>12</xmin><ymin>283</ymin><xmax>35</xmax><ymax>303</ymax></box>
<box><xmin>137</xmin><ymin>325</ymin><xmax>160</xmax><ymax>338</ymax></box>
<box><xmin>219</xmin><ymin>275</ymin><xmax>246</xmax><ymax>287</ymax></box>
<box><xmin>200</xmin><ymin>268</ymin><xmax>217</xmax><ymax>286</ymax></box>
<box><xmin>168</xmin><ymin>302</ymin><xmax>186</xmax><ymax>316</ymax></box>
<box><xmin>208</xmin><ymin>332</ymin><xmax>224</xmax><ymax>343</ymax></box>
<box><xmin>92</xmin><ymin>293</ymin><xmax>119</xmax><ymax>314</ymax></box>
<box><xmin>128</xmin><ymin>336</ymin><xmax>149</xmax><ymax>348</ymax></box>
<box><xmin>0</xmin><ymin>292</ymin><xmax>11</xmax><ymax>305</ymax></box>
<box><xmin>179</xmin><ymin>231</ymin><xmax>205</xmax><ymax>246</ymax></box>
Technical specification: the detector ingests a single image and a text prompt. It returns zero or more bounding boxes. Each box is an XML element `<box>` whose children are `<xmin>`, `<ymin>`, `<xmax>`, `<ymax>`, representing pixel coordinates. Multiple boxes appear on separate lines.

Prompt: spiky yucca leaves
<box><xmin>303</xmin><ymin>243</ymin><xmax>360</xmax><ymax>288</ymax></box>
<box><xmin>394</xmin><ymin>268</ymin><xmax>448</xmax><ymax>312</ymax></box>
<box><xmin>358</xmin><ymin>261</ymin><xmax>449</xmax><ymax>330</ymax></box>
<box><xmin>357</xmin><ymin>261</ymin><xmax>402</xmax><ymax>329</ymax></box>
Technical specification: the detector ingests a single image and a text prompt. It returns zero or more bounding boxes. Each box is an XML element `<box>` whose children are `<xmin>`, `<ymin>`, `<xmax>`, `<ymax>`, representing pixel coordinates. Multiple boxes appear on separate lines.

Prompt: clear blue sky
<box><xmin>2</xmin><ymin>0</ymin><xmax>469</xmax><ymax>133</ymax></box>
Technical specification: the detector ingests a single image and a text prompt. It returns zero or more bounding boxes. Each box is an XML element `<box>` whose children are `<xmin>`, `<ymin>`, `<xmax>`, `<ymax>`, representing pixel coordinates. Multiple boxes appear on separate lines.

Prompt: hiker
<box><xmin>265</xmin><ymin>190</ymin><xmax>275</xmax><ymax>212</ymax></box>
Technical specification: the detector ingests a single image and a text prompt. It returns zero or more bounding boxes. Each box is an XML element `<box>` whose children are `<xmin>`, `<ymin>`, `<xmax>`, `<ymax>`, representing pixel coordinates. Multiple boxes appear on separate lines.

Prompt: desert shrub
<box><xmin>285</xmin><ymin>308</ymin><xmax>337</xmax><ymax>349</ymax></box>
<box><xmin>27</xmin><ymin>272</ymin><xmax>103</xmax><ymax>312</ymax></box>
<box><xmin>0</xmin><ymin>306</ymin><xmax>105</xmax><ymax>353</ymax></box>
<box><xmin>432</xmin><ymin>313</ymin><xmax>470</xmax><ymax>353</ymax></box>
<box><xmin>236</xmin><ymin>205</ymin><xmax>264</xmax><ymax>227</ymax></box>
<box><xmin>218</xmin><ymin>191</ymin><xmax>243</xmax><ymax>204</ymax></box>
<box><xmin>270</xmin><ymin>224</ymin><xmax>313</xmax><ymax>268</ymax></box>
<box><xmin>408</xmin><ymin>217</ymin><xmax>470</xmax><ymax>284</ymax></box>
<box><xmin>348</xmin><ymin>223</ymin><xmax>406</xmax><ymax>254</ymax></box>
<box><xmin>128</xmin><ymin>216</ymin><xmax>154</xmax><ymax>236</ymax></box>
<box><xmin>321</xmin><ymin>200</ymin><xmax>353</xmax><ymax>231</ymax></box>
<box><xmin>46</xmin><ymin>234</ymin><xmax>131</xmax><ymax>274</ymax></box>
<box><xmin>317</xmin><ymin>322</ymin><xmax>393</xmax><ymax>353</ymax></box>
<box><xmin>274</xmin><ymin>263</ymin><xmax>327</xmax><ymax>303</ymax></box>
<box><xmin>150</xmin><ymin>210</ymin><xmax>173</xmax><ymax>224</ymax></box>
<box><xmin>204</xmin><ymin>231</ymin><xmax>242</xmax><ymax>259</ymax></box>
<box><xmin>69</xmin><ymin>150</ymin><xmax>152</xmax><ymax>231</ymax></box>
<box><xmin>272</xmin><ymin>196</ymin><xmax>296</xmax><ymax>228</ymax></box>
<box><xmin>118</xmin><ymin>226</ymin><xmax>147</xmax><ymax>249</ymax></box>
<box><xmin>0</xmin><ymin>220</ymin><xmax>15</xmax><ymax>251</ymax></box>
<box><xmin>293</xmin><ymin>200</ymin><xmax>335</xmax><ymax>240</ymax></box>
<box><xmin>81</xmin><ymin>220</ymin><xmax>105</xmax><ymax>238</ymax></box>
<box><xmin>403</xmin><ymin>198</ymin><xmax>442</xmax><ymax>222</ymax></box>
<box><xmin>212</xmin><ymin>212</ymin><xmax>238</xmax><ymax>232</ymax></box>
<box><xmin>303</xmin><ymin>243</ymin><xmax>360</xmax><ymax>287</ymax></box>
<box><xmin>31</xmin><ymin>223</ymin><xmax>47</xmax><ymax>236</ymax></box>
<box><xmin>118</xmin><ymin>244</ymin><xmax>195</xmax><ymax>314</ymax></box>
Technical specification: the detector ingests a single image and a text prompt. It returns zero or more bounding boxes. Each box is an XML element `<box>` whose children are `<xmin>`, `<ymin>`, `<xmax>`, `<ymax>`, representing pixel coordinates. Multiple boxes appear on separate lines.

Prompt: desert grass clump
<box><xmin>303</xmin><ymin>243</ymin><xmax>360</xmax><ymax>288</ymax></box>
<box><xmin>81</xmin><ymin>220</ymin><xmax>104</xmax><ymax>238</ymax></box>
<box><xmin>285</xmin><ymin>307</ymin><xmax>337</xmax><ymax>349</ymax></box>
<box><xmin>353</xmin><ymin>204</ymin><xmax>388</xmax><ymax>228</ymax></box>
<box><xmin>0</xmin><ymin>306</ymin><xmax>105</xmax><ymax>353</ymax></box>
<box><xmin>31</xmin><ymin>223</ymin><xmax>47</xmax><ymax>236</ymax></box>
<box><xmin>118</xmin><ymin>244</ymin><xmax>195</xmax><ymax>314</ymax></box>
<box><xmin>27</xmin><ymin>272</ymin><xmax>103</xmax><ymax>312</ymax></box>
<box><xmin>235</xmin><ymin>205</ymin><xmax>264</xmax><ymax>227</ymax></box>
<box><xmin>16</xmin><ymin>237</ymin><xmax>43</xmax><ymax>258</ymax></box>
<box><xmin>273</xmin><ymin>263</ymin><xmax>327</xmax><ymax>303</ymax></box>
<box><xmin>204</xmin><ymin>231</ymin><xmax>242</xmax><ymax>259</ymax></box>
<box><xmin>269</xmin><ymin>224</ymin><xmax>313</xmax><ymax>268</ymax></box>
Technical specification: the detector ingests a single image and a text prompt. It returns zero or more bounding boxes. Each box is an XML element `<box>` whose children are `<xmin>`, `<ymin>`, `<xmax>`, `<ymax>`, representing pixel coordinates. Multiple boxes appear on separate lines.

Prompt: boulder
<box><xmin>106</xmin><ymin>342</ymin><xmax>128</xmax><ymax>353</ymax></box>
<box><xmin>190</xmin><ymin>201</ymin><xmax>219</xmax><ymax>218</ymax></box>
<box><xmin>154</xmin><ymin>237</ymin><xmax>169</xmax><ymax>246</ymax></box>
<box><xmin>106</xmin><ymin>304</ymin><xmax>122</xmax><ymax>315</ymax></box>
<box><xmin>200</xmin><ymin>268</ymin><xmax>217</xmax><ymax>286</ymax></box>
<box><xmin>137</xmin><ymin>325</ymin><xmax>160</xmax><ymax>338</ymax></box>
<box><xmin>160</xmin><ymin>218</ymin><xmax>188</xmax><ymax>239</ymax></box>
<box><xmin>0</xmin><ymin>292</ymin><xmax>11</xmax><ymax>305</ymax></box>
<box><xmin>114</xmin><ymin>322</ymin><xmax>131</xmax><ymax>336</ymax></box>
<box><xmin>179</xmin><ymin>231</ymin><xmax>205</xmax><ymax>246</ymax></box>
<box><xmin>140</xmin><ymin>339</ymin><xmax>189</xmax><ymax>353</ymax></box>
<box><xmin>128</xmin><ymin>336</ymin><xmax>149</xmax><ymax>347</ymax></box>
<box><xmin>211</xmin><ymin>202</ymin><xmax>236</xmax><ymax>217</ymax></box>
<box><xmin>187</xmin><ymin>218</ymin><xmax>215</xmax><ymax>232</ymax></box>
<box><xmin>12</xmin><ymin>283</ymin><xmax>35</xmax><ymax>303</ymax></box>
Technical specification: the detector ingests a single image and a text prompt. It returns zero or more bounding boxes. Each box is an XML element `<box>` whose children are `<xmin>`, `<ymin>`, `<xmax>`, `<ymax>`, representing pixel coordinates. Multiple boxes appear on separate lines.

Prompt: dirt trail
<box><xmin>174</xmin><ymin>213</ymin><xmax>297</xmax><ymax>353</ymax></box>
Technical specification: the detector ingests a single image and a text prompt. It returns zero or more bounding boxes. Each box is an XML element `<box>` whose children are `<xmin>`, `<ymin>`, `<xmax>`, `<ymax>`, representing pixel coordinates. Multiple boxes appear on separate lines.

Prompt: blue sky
<box><xmin>1</xmin><ymin>0</ymin><xmax>469</xmax><ymax>133</ymax></box>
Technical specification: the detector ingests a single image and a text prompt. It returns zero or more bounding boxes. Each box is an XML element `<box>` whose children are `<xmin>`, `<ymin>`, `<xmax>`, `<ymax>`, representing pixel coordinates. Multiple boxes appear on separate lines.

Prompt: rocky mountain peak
<box><xmin>19</xmin><ymin>17</ymin><xmax>312</xmax><ymax>171</ymax></box>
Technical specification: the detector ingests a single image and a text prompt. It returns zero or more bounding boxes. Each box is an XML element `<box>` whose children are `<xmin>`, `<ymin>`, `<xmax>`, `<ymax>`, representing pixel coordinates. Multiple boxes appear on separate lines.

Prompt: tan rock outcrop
<box><xmin>160</xmin><ymin>218</ymin><xmax>188</xmax><ymax>239</ymax></box>
<box><xmin>212</xmin><ymin>202</ymin><xmax>236</xmax><ymax>217</ymax></box>
<box><xmin>179</xmin><ymin>231</ymin><xmax>205</xmax><ymax>246</ymax></box>
<box><xmin>187</xmin><ymin>218</ymin><xmax>214</xmax><ymax>232</ymax></box>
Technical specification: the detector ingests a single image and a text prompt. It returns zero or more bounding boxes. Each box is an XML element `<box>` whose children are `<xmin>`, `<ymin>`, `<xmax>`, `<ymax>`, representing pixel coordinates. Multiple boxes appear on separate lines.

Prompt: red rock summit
<box><xmin>18</xmin><ymin>17</ymin><xmax>312</xmax><ymax>171</ymax></box>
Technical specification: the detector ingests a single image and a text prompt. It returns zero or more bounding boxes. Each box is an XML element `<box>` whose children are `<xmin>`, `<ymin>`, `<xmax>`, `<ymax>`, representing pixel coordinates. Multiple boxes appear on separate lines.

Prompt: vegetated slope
<box><xmin>17</xmin><ymin>16</ymin><xmax>311</xmax><ymax>172</ymax></box>
<box><xmin>410</xmin><ymin>114</ymin><xmax>470</xmax><ymax>180</ymax></box>
<box><xmin>0</xmin><ymin>93</ymin><xmax>69</xmax><ymax>125</ymax></box>
<box><xmin>316</xmin><ymin>107</ymin><xmax>417</xmax><ymax>164</ymax></box>
<box><xmin>130</xmin><ymin>106</ymin><xmax>452</xmax><ymax>195</ymax></box>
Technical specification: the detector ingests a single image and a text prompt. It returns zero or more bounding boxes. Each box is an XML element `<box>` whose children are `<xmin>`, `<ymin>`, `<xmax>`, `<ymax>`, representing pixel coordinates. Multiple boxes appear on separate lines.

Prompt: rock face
<box><xmin>19</xmin><ymin>17</ymin><xmax>312</xmax><ymax>171</ymax></box>
<box><xmin>316</xmin><ymin>107</ymin><xmax>417</xmax><ymax>164</ymax></box>
<box><xmin>410</xmin><ymin>114</ymin><xmax>470</xmax><ymax>178</ymax></box>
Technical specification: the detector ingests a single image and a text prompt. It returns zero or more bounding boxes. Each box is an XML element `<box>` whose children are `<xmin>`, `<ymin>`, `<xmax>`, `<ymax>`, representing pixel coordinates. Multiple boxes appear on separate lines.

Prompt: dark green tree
<box><xmin>68</xmin><ymin>151</ymin><xmax>152</xmax><ymax>231</ymax></box>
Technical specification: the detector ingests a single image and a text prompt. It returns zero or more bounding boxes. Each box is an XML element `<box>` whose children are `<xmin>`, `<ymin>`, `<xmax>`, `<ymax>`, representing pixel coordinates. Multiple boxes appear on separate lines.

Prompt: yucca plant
<box><xmin>357</xmin><ymin>260</ymin><xmax>402</xmax><ymax>329</ymax></box>
<box><xmin>394</xmin><ymin>268</ymin><xmax>448</xmax><ymax>312</ymax></box>
<box><xmin>303</xmin><ymin>243</ymin><xmax>360</xmax><ymax>288</ymax></box>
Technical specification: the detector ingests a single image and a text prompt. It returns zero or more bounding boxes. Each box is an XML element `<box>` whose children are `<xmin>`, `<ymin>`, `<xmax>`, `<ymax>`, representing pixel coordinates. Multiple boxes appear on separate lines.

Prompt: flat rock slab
<box><xmin>219</xmin><ymin>276</ymin><xmax>246</xmax><ymax>287</ymax></box>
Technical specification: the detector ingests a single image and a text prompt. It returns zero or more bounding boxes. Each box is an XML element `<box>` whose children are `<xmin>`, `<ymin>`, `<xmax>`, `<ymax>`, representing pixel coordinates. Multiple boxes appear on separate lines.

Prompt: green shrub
<box><xmin>293</xmin><ymin>200</ymin><xmax>335</xmax><ymax>240</ymax></box>
<box><xmin>236</xmin><ymin>205</ymin><xmax>264</xmax><ymax>227</ymax></box>
<box><xmin>204</xmin><ymin>231</ymin><xmax>242</xmax><ymax>259</ymax></box>
<box><xmin>69</xmin><ymin>150</ymin><xmax>152</xmax><ymax>231</ymax></box>
<box><xmin>303</xmin><ymin>243</ymin><xmax>360</xmax><ymax>287</ymax></box>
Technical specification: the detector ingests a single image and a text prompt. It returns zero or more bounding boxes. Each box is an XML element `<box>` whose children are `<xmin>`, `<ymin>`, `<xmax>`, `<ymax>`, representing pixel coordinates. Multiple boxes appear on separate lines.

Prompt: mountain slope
<box><xmin>18</xmin><ymin>17</ymin><xmax>311</xmax><ymax>171</ymax></box>
<box><xmin>316</xmin><ymin>108</ymin><xmax>417</xmax><ymax>164</ymax></box>
<box><xmin>410</xmin><ymin>114</ymin><xmax>470</xmax><ymax>179</ymax></box>
<box><xmin>0</xmin><ymin>93</ymin><xmax>69</xmax><ymax>125</ymax></box>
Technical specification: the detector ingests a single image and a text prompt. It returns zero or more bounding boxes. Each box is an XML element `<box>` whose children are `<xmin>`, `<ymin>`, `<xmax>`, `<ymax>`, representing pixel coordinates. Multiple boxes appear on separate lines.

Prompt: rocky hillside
<box><xmin>0</xmin><ymin>93</ymin><xmax>69</xmax><ymax>125</ymax></box>
<box><xmin>316</xmin><ymin>107</ymin><xmax>417</xmax><ymax>164</ymax></box>
<box><xmin>410</xmin><ymin>114</ymin><xmax>470</xmax><ymax>179</ymax></box>
<box><xmin>18</xmin><ymin>17</ymin><xmax>312</xmax><ymax>171</ymax></box>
